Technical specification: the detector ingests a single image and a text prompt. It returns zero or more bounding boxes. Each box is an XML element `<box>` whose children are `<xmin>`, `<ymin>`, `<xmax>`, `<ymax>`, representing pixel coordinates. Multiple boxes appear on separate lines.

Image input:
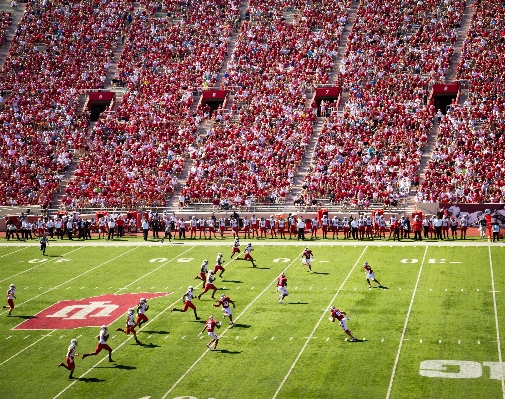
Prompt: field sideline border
<box><xmin>1</xmin><ymin>240</ymin><xmax>503</xmax><ymax>248</ymax></box>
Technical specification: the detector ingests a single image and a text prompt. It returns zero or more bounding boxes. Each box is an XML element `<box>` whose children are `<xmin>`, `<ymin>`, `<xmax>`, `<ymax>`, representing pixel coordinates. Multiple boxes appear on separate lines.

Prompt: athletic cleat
<box><xmin>109</xmin><ymin>359</ymin><xmax>115</xmax><ymax>363</ymax></box>
<box><xmin>161</xmin><ymin>238</ymin><xmax>164</xmax><ymax>243</ymax></box>
<box><xmin>115</xmin><ymin>327</ymin><xmax>122</xmax><ymax>332</ymax></box>
<box><xmin>58</xmin><ymin>362</ymin><xmax>64</xmax><ymax>367</ymax></box>
<box><xmin>278</xmin><ymin>300</ymin><xmax>283</xmax><ymax>304</ymax></box>
<box><xmin>350</xmin><ymin>337</ymin><xmax>357</xmax><ymax>342</ymax></box>
<box><xmin>211</xmin><ymin>347</ymin><xmax>218</xmax><ymax>351</ymax></box>
<box><xmin>196</xmin><ymin>317</ymin><xmax>201</xmax><ymax>320</ymax></box>
<box><xmin>206</xmin><ymin>343</ymin><xmax>211</xmax><ymax>349</ymax></box>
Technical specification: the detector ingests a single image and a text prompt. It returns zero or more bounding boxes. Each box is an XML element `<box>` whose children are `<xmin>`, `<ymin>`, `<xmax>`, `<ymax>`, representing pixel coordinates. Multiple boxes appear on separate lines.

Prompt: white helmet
<box><xmin>188</xmin><ymin>286</ymin><xmax>194</xmax><ymax>291</ymax></box>
<box><xmin>209</xmin><ymin>270</ymin><xmax>214</xmax><ymax>274</ymax></box>
<box><xmin>281</xmin><ymin>272</ymin><xmax>285</xmax><ymax>277</ymax></box>
<box><xmin>220</xmin><ymin>294</ymin><xmax>226</xmax><ymax>299</ymax></box>
<box><xmin>9</xmin><ymin>284</ymin><xmax>15</xmax><ymax>289</ymax></box>
<box><xmin>101</xmin><ymin>325</ymin><xmax>108</xmax><ymax>331</ymax></box>
<box><xmin>218</xmin><ymin>253</ymin><xmax>222</xmax><ymax>257</ymax></box>
<box><xmin>140</xmin><ymin>298</ymin><xmax>147</xmax><ymax>303</ymax></box>
<box><xmin>235</xmin><ymin>237</ymin><xmax>239</xmax><ymax>241</ymax></box>
<box><xmin>209</xmin><ymin>315</ymin><xmax>214</xmax><ymax>320</ymax></box>
<box><xmin>364</xmin><ymin>262</ymin><xmax>368</xmax><ymax>266</ymax></box>
<box><xmin>305</xmin><ymin>247</ymin><xmax>309</xmax><ymax>250</ymax></box>
<box><xmin>203</xmin><ymin>259</ymin><xmax>208</xmax><ymax>264</ymax></box>
<box><xmin>70</xmin><ymin>339</ymin><xmax>78</xmax><ymax>346</ymax></box>
<box><xmin>331</xmin><ymin>306</ymin><xmax>336</xmax><ymax>310</ymax></box>
<box><xmin>248</xmin><ymin>243</ymin><xmax>252</xmax><ymax>246</ymax></box>
<box><xmin>128</xmin><ymin>308</ymin><xmax>134</xmax><ymax>314</ymax></box>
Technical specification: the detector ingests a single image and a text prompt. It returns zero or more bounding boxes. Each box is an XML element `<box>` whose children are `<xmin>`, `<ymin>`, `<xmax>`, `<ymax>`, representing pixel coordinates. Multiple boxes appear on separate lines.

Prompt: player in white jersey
<box><xmin>58</xmin><ymin>339</ymin><xmax>79</xmax><ymax>378</ymax></box>
<box><xmin>115</xmin><ymin>308</ymin><xmax>142</xmax><ymax>344</ymax></box>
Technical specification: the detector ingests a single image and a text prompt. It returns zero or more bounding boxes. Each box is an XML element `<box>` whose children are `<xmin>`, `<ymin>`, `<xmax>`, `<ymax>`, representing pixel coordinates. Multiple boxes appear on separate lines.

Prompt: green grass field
<box><xmin>0</xmin><ymin>238</ymin><xmax>504</xmax><ymax>399</ymax></box>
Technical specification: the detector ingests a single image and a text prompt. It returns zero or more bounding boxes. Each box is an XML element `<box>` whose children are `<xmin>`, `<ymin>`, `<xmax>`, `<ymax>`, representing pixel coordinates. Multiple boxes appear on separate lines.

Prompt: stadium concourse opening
<box><xmin>86</xmin><ymin>92</ymin><xmax>116</xmax><ymax>121</ymax></box>
<box><xmin>432</xmin><ymin>83</ymin><xmax>459</xmax><ymax>115</ymax></box>
<box><xmin>313</xmin><ymin>86</ymin><xmax>341</xmax><ymax>117</ymax></box>
<box><xmin>200</xmin><ymin>89</ymin><xmax>228</xmax><ymax>115</ymax></box>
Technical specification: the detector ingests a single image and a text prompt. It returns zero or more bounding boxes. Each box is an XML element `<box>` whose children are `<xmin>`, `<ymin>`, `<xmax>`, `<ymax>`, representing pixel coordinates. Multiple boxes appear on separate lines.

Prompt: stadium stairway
<box><xmin>405</xmin><ymin>0</ymin><xmax>476</xmax><ymax>210</ymax></box>
<box><xmin>0</xmin><ymin>2</ymin><xmax>25</xmax><ymax>68</ymax></box>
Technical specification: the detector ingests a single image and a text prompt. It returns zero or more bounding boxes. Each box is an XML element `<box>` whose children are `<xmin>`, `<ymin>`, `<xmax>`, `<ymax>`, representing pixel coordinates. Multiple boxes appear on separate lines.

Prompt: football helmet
<box><xmin>220</xmin><ymin>294</ymin><xmax>226</xmax><ymax>299</ymax></box>
<box><xmin>70</xmin><ymin>339</ymin><xmax>78</xmax><ymax>347</ymax></box>
<box><xmin>140</xmin><ymin>298</ymin><xmax>147</xmax><ymax>303</ymax></box>
<box><xmin>364</xmin><ymin>262</ymin><xmax>368</xmax><ymax>266</ymax></box>
<box><xmin>188</xmin><ymin>286</ymin><xmax>194</xmax><ymax>291</ymax></box>
<box><xmin>281</xmin><ymin>272</ymin><xmax>285</xmax><ymax>277</ymax></box>
<box><xmin>209</xmin><ymin>315</ymin><xmax>214</xmax><ymax>319</ymax></box>
<box><xmin>203</xmin><ymin>259</ymin><xmax>208</xmax><ymax>263</ymax></box>
<box><xmin>209</xmin><ymin>270</ymin><xmax>214</xmax><ymax>274</ymax></box>
<box><xmin>128</xmin><ymin>308</ymin><xmax>134</xmax><ymax>314</ymax></box>
<box><xmin>9</xmin><ymin>284</ymin><xmax>15</xmax><ymax>289</ymax></box>
<box><xmin>218</xmin><ymin>253</ymin><xmax>222</xmax><ymax>257</ymax></box>
<box><xmin>101</xmin><ymin>325</ymin><xmax>108</xmax><ymax>331</ymax></box>
<box><xmin>330</xmin><ymin>306</ymin><xmax>336</xmax><ymax>310</ymax></box>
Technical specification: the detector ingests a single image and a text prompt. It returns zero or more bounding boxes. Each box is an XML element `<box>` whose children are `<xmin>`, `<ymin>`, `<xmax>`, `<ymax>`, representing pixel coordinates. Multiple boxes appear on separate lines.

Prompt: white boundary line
<box><xmin>0</xmin><ymin>330</ymin><xmax>56</xmax><ymax>366</ymax></box>
<box><xmin>160</xmin><ymin>251</ymin><xmax>305</xmax><ymax>399</ymax></box>
<box><xmin>0</xmin><ymin>246</ymin><xmax>83</xmax><ymax>284</ymax></box>
<box><xmin>1</xmin><ymin>247</ymin><xmax>139</xmax><ymax>316</ymax></box>
<box><xmin>272</xmin><ymin>246</ymin><xmax>368</xmax><ymax>399</ymax></box>
<box><xmin>386</xmin><ymin>246</ymin><xmax>428</xmax><ymax>399</ymax></box>
<box><xmin>52</xmin><ymin>294</ymin><xmax>186</xmax><ymax>399</ymax></box>
<box><xmin>114</xmin><ymin>246</ymin><xmax>196</xmax><ymax>294</ymax></box>
<box><xmin>488</xmin><ymin>245</ymin><xmax>505</xmax><ymax>398</ymax></box>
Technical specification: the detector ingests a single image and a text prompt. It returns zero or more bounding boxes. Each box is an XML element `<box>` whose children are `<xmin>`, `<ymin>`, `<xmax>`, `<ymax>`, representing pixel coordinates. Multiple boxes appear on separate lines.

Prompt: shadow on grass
<box><xmin>217</xmin><ymin>349</ymin><xmax>242</xmax><ymax>354</ymax></box>
<box><xmin>222</xmin><ymin>280</ymin><xmax>243</xmax><ymax>284</ymax></box>
<box><xmin>11</xmin><ymin>315</ymin><xmax>34</xmax><ymax>319</ymax></box>
<box><xmin>46</xmin><ymin>255</ymin><xmax>62</xmax><ymax>258</ymax></box>
<box><xmin>288</xmin><ymin>302</ymin><xmax>308</xmax><ymax>305</ymax></box>
<box><xmin>96</xmin><ymin>364</ymin><xmax>137</xmax><ymax>370</ymax></box>
<box><xmin>257</xmin><ymin>267</ymin><xmax>270</xmax><ymax>270</ymax></box>
<box><xmin>231</xmin><ymin>323</ymin><xmax>251</xmax><ymax>328</ymax></box>
<box><xmin>312</xmin><ymin>272</ymin><xmax>329</xmax><ymax>275</ymax></box>
<box><xmin>76</xmin><ymin>377</ymin><xmax>106</xmax><ymax>382</ymax></box>
<box><xmin>140</xmin><ymin>342</ymin><xmax>161</xmax><ymax>348</ymax></box>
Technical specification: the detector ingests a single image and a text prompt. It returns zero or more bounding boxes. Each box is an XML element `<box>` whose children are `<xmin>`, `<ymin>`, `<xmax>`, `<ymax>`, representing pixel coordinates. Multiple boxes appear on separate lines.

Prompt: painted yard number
<box><xmin>420</xmin><ymin>360</ymin><xmax>505</xmax><ymax>380</ymax></box>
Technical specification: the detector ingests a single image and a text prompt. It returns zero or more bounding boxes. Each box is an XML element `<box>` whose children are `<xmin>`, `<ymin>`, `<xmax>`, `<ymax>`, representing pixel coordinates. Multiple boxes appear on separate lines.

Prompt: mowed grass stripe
<box><xmin>0</xmin><ymin>247</ymin><xmax>139</xmax><ymax>316</ymax></box>
<box><xmin>387</xmin><ymin>246</ymin><xmax>502</xmax><ymax>399</ymax></box>
<box><xmin>0</xmin><ymin>246</ymin><xmax>83</xmax><ymax>283</ymax></box>
<box><xmin>488</xmin><ymin>245</ymin><xmax>505</xmax><ymax>398</ymax></box>
<box><xmin>164</xmin><ymin>246</ymin><xmax>368</xmax><ymax>399</ymax></box>
<box><xmin>272</xmin><ymin>246</ymin><xmax>368</xmax><ymax>398</ymax></box>
<box><xmin>160</xmin><ymin>248</ymin><xmax>306</xmax><ymax>399</ymax></box>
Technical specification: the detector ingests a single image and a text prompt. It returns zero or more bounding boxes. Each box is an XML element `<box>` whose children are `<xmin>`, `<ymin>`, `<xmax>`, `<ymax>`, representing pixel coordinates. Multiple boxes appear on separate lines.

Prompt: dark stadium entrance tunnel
<box><xmin>435</xmin><ymin>94</ymin><xmax>457</xmax><ymax>115</ymax></box>
<box><xmin>204</xmin><ymin>99</ymin><xmax>225</xmax><ymax>114</ymax></box>
<box><xmin>89</xmin><ymin>101</ymin><xmax>112</xmax><ymax>121</ymax></box>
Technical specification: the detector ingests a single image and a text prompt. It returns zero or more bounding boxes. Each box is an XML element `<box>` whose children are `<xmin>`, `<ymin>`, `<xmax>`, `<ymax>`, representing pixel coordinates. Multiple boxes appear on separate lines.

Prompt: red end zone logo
<box><xmin>13</xmin><ymin>293</ymin><xmax>171</xmax><ymax>330</ymax></box>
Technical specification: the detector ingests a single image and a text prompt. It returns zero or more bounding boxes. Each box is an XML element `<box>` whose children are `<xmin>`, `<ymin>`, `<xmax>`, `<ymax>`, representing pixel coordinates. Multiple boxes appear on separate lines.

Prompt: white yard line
<box><xmin>114</xmin><ymin>246</ymin><xmax>195</xmax><ymax>294</ymax></box>
<box><xmin>0</xmin><ymin>247</ymin><xmax>83</xmax><ymax>284</ymax></box>
<box><xmin>160</xmin><ymin>252</ymin><xmax>304</xmax><ymax>399</ymax></box>
<box><xmin>52</xmin><ymin>292</ymin><xmax>193</xmax><ymax>399</ymax></box>
<box><xmin>272</xmin><ymin>246</ymin><xmax>368</xmax><ymax>399</ymax></box>
<box><xmin>0</xmin><ymin>330</ymin><xmax>56</xmax><ymax>366</ymax></box>
<box><xmin>488</xmin><ymin>245</ymin><xmax>505</xmax><ymax>399</ymax></box>
<box><xmin>386</xmin><ymin>246</ymin><xmax>428</xmax><ymax>399</ymax></box>
<box><xmin>0</xmin><ymin>246</ymin><xmax>28</xmax><ymax>260</ymax></box>
<box><xmin>0</xmin><ymin>247</ymin><xmax>139</xmax><ymax>316</ymax></box>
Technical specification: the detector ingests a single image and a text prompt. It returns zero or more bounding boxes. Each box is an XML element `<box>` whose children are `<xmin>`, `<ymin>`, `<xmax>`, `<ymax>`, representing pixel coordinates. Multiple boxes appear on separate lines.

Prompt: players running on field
<box><xmin>277</xmin><ymin>273</ymin><xmax>288</xmax><ymax>304</ymax></box>
<box><xmin>171</xmin><ymin>286</ymin><xmax>201</xmax><ymax>320</ymax></box>
<box><xmin>214</xmin><ymin>294</ymin><xmax>236</xmax><ymax>326</ymax></box>
<box><xmin>82</xmin><ymin>326</ymin><xmax>115</xmax><ymax>362</ymax></box>
<box><xmin>329</xmin><ymin>306</ymin><xmax>357</xmax><ymax>342</ymax></box>
<box><xmin>199</xmin><ymin>315</ymin><xmax>221</xmax><ymax>351</ymax></box>
<box><xmin>363</xmin><ymin>262</ymin><xmax>384</xmax><ymax>289</ymax></box>
<box><xmin>2</xmin><ymin>284</ymin><xmax>16</xmax><ymax>316</ymax></box>
<box><xmin>58</xmin><ymin>339</ymin><xmax>79</xmax><ymax>378</ymax></box>
<box><xmin>115</xmin><ymin>308</ymin><xmax>142</xmax><ymax>344</ymax></box>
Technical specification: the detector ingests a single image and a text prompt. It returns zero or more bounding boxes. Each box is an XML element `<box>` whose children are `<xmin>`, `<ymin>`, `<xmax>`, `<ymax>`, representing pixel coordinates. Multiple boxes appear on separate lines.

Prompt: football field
<box><xmin>0</xmin><ymin>238</ymin><xmax>504</xmax><ymax>399</ymax></box>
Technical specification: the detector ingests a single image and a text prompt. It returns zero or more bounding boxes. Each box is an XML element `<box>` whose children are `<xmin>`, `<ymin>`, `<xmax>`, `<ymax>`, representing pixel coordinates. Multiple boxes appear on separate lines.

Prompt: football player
<box><xmin>115</xmin><ymin>308</ymin><xmax>142</xmax><ymax>344</ymax></box>
<box><xmin>277</xmin><ymin>273</ymin><xmax>288</xmax><ymax>304</ymax></box>
<box><xmin>363</xmin><ymin>262</ymin><xmax>384</xmax><ymax>289</ymax></box>
<box><xmin>58</xmin><ymin>339</ymin><xmax>79</xmax><ymax>378</ymax></box>
<box><xmin>213</xmin><ymin>253</ymin><xmax>225</xmax><ymax>278</ymax></box>
<box><xmin>213</xmin><ymin>294</ymin><xmax>236</xmax><ymax>326</ymax></box>
<box><xmin>2</xmin><ymin>284</ymin><xmax>16</xmax><ymax>316</ymax></box>
<box><xmin>237</xmin><ymin>243</ymin><xmax>256</xmax><ymax>267</ymax></box>
<box><xmin>329</xmin><ymin>306</ymin><xmax>357</xmax><ymax>341</ymax></box>
<box><xmin>194</xmin><ymin>259</ymin><xmax>208</xmax><ymax>282</ymax></box>
<box><xmin>301</xmin><ymin>247</ymin><xmax>313</xmax><ymax>273</ymax></box>
<box><xmin>82</xmin><ymin>326</ymin><xmax>115</xmax><ymax>362</ymax></box>
<box><xmin>171</xmin><ymin>286</ymin><xmax>201</xmax><ymax>320</ymax></box>
<box><xmin>198</xmin><ymin>271</ymin><xmax>218</xmax><ymax>300</ymax></box>
<box><xmin>231</xmin><ymin>237</ymin><xmax>241</xmax><ymax>258</ymax></box>
<box><xmin>136</xmin><ymin>298</ymin><xmax>149</xmax><ymax>328</ymax></box>
<box><xmin>199</xmin><ymin>315</ymin><xmax>221</xmax><ymax>351</ymax></box>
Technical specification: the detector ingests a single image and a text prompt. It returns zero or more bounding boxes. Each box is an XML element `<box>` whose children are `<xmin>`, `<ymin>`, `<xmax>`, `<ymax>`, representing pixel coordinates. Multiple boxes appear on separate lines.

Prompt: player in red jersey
<box><xmin>199</xmin><ymin>315</ymin><xmax>221</xmax><ymax>351</ymax></box>
<box><xmin>198</xmin><ymin>271</ymin><xmax>218</xmax><ymax>300</ymax></box>
<box><xmin>237</xmin><ymin>243</ymin><xmax>256</xmax><ymax>267</ymax></box>
<box><xmin>363</xmin><ymin>262</ymin><xmax>384</xmax><ymax>289</ymax></box>
<box><xmin>171</xmin><ymin>286</ymin><xmax>201</xmax><ymax>320</ymax></box>
<box><xmin>213</xmin><ymin>294</ymin><xmax>236</xmax><ymax>326</ymax></box>
<box><xmin>194</xmin><ymin>259</ymin><xmax>208</xmax><ymax>281</ymax></box>
<box><xmin>329</xmin><ymin>306</ymin><xmax>357</xmax><ymax>341</ymax></box>
<box><xmin>277</xmin><ymin>273</ymin><xmax>288</xmax><ymax>303</ymax></box>
<box><xmin>301</xmin><ymin>247</ymin><xmax>314</xmax><ymax>273</ymax></box>
<box><xmin>58</xmin><ymin>339</ymin><xmax>79</xmax><ymax>378</ymax></box>
<box><xmin>231</xmin><ymin>237</ymin><xmax>241</xmax><ymax>258</ymax></box>
<box><xmin>213</xmin><ymin>253</ymin><xmax>225</xmax><ymax>278</ymax></box>
<box><xmin>82</xmin><ymin>326</ymin><xmax>115</xmax><ymax>362</ymax></box>
<box><xmin>135</xmin><ymin>298</ymin><xmax>149</xmax><ymax>328</ymax></box>
<box><xmin>115</xmin><ymin>308</ymin><xmax>142</xmax><ymax>344</ymax></box>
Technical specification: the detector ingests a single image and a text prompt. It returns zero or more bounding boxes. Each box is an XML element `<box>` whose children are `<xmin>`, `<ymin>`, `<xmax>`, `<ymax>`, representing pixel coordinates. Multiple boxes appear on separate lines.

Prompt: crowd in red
<box><xmin>420</xmin><ymin>0</ymin><xmax>505</xmax><ymax>204</ymax></box>
<box><xmin>301</xmin><ymin>0</ymin><xmax>466</xmax><ymax>207</ymax></box>
<box><xmin>0</xmin><ymin>0</ymin><xmax>131</xmax><ymax>207</ymax></box>
<box><xmin>64</xmin><ymin>1</ymin><xmax>240</xmax><ymax>208</ymax></box>
<box><xmin>183</xmin><ymin>0</ymin><xmax>352</xmax><ymax>205</ymax></box>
